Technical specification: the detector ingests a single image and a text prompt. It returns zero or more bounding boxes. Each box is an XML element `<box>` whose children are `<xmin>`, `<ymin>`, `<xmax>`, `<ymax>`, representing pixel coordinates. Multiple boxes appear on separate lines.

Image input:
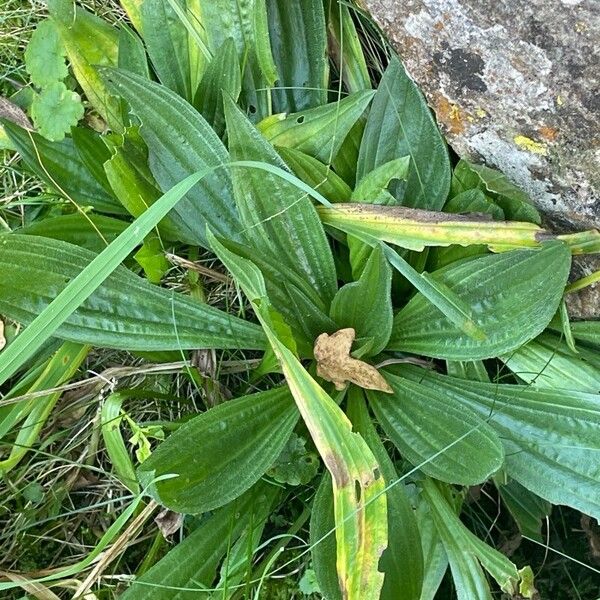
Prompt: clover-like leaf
<box><xmin>314</xmin><ymin>328</ymin><xmax>393</xmax><ymax>393</ymax></box>
<box><xmin>267</xmin><ymin>433</ymin><xmax>319</xmax><ymax>486</ymax></box>
<box><xmin>25</xmin><ymin>19</ymin><xmax>68</xmax><ymax>88</ymax></box>
<box><xmin>30</xmin><ymin>82</ymin><xmax>84</xmax><ymax>141</ymax></box>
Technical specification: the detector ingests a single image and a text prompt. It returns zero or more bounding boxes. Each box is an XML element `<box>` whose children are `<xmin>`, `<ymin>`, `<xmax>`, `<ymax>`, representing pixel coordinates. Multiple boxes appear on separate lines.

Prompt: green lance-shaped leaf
<box><xmin>120</xmin><ymin>482</ymin><xmax>279</xmax><ymax>600</ymax></box>
<box><xmin>277</xmin><ymin>146</ymin><xmax>352</xmax><ymax>202</ymax></box>
<box><xmin>101</xmin><ymin>68</ymin><xmax>240</xmax><ymax>247</ymax></box>
<box><xmin>101</xmin><ymin>391</ymin><xmax>140</xmax><ymax>493</ymax></box>
<box><xmin>415</xmin><ymin>497</ymin><xmax>449</xmax><ymax>600</ymax></box>
<box><xmin>382</xmin><ymin>243</ymin><xmax>485</xmax><ymax>343</ymax></box>
<box><xmin>117</xmin><ymin>24</ymin><xmax>150</xmax><ymax>81</ymax></box>
<box><xmin>219</xmin><ymin>237</ymin><xmax>334</xmax><ymax>350</ymax></box>
<box><xmin>141</xmin><ymin>0</ymin><xmax>196</xmax><ymax>101</ymax></box>
<box><xmin>330</xmin><ymin>245</ymin><xmax>393</xmax><ymax>356</ymax></box>
<box><xmin>3</xmin><ymin>121</ymin><xmax>125</xmax><ymax>215</ymax></box>
<box><xmin>421</xmin><ymin>479</ymin><xmax>533</xmax><ymax>600</ymax></box>
<box><xmin>71</xmin><ymin>126</ymin><xmax>115</xmax><ymax>195</ymax></box>
<box><xmin>501</xmin><ymin>332</ymin><xmax>600</xmax><ymax>393</ymax></box>
<box><xmin>389</xmin><ymin>243</ymin><xmax>571</xmax><ymax>360</ymax></box>
<box><xmin>137</xmin><ymin>386</ymin><xmax>297</xmax><ymax>514</ymax></box>
<box><xmin>258</xmin><ymin>91</ymin><xmax>375</xmax><ymax>163</ymax></box>
<box><xmin>266</xmin><ymin>0</ymin><xmax>328</xmax><ymax>112</ymax></box>
<box><xmin>0</xmin><ymin>234</ymin><xmax>265</xmax><ymax>353</ymax></box>
<box><xmin>223</xmin><ymin>96</ymin><xmax>337</xmax><ymax>306</ymax></box>
<box><xmin>50</xmin><ymin>3</ymin><xmax>123</xmax><ymax>131</ymax></box>
<box><xmin>103</xmin><ymin>128</ymin><xmax>180</xmax><ymax>241</ymax></box>
<box><xmin>347</xmin><ymin>156</ymin><xmax>410</xmax><ymax>276</ymax></box>
<box><xmin>444</xmin><ymin>188</ymin><xmax>505</xmax><ymax>220</ymax></box>
<box><xmin>194</xmin><ymin>37</ymin><xmax>242</xmax><ymax>137</ymax></box>
<box><xmin>0</xmin><ymin>168</ymin><xmax>264</xmax><ymax>386</ymax></box>
<box><xmin>120</xmin><ymin>0</ymin><xmax>143</xmax><ymax>34</ymax></box>
<box><xmin>357</xmin><ymin>56</ymin><xmax>451</xmax><ymax>210</ymax></box>
<box><xmin>327</xmin><ymin>0</ymin><xmax>372</xmax><ymax>93</ymax></box>
<box><xmin>175</xmin><ymin>0</ymin><xmax>275</xmax><ymax>120</ymax></box>
<box><xmin>497</xmin><ymin>479</ymin><xmax>551</xmax><ymax>543</ymax></box>
<box><xmin>207</xmin><ymin>231</ymin><xmax>388</xmax><ymax>600</ymax></box>
<box><xmin>368</xmin><ymin>370</ymin><xmax>504</xmax><ymax>485</ymax></box>
<box><xmin>19</xmin><ymin>213</ymin><xmax>128</xmax><ymax>253</ymax></box>
<box><xmin>310</xmin><ymin>472</ymin><xmax>344</xmax><ymax>600</ymax></box>
<box><xmin>550</xmin><ymin>319</ymin><xmax>600</xmax><ymax>351</ymax></box>
<box><xmin>399</xmin><ymin>365</ymin><xmax>600</xmax><ymax>521</ymax></box>
<box><xmin>351</xmin><ymin>157</ymin><xmax>411</xmax><ymax>205</ymax></box>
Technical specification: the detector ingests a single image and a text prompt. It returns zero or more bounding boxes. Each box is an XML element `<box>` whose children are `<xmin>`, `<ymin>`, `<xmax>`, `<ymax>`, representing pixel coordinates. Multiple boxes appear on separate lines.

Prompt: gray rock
<box><xmin>359</xmin><ymin>0</ymin><xmax>599</xmax><ymax>231</ymax></box>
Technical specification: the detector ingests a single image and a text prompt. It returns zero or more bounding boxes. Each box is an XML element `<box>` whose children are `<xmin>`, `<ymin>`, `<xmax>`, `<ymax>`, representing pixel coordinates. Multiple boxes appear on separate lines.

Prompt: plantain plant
<box><xmin>1</xmin><ymin>0</ymin><xmax>600</xmax><ymax>598</ymax></box>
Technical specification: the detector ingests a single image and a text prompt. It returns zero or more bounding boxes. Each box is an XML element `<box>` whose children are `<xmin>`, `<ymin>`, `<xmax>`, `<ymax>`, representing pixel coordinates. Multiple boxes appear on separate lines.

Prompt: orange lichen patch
<box><xmin>433</xmin><ymin>20</ymin><xmax>444</xmax><ymax>31</ymax></box>
<box><xmin>538</xmin><ymin>126</ymin><xmax>559</xmax><ymax>141</ymax></box>
<box><xmin>432</xmin><ymin>93</ymin><xmax>466</xmax><ymax>135</ymax></box>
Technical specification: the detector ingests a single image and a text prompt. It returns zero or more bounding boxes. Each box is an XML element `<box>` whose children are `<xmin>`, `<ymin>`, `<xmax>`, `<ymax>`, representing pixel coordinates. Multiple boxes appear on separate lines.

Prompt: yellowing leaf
<box><xmin>314</xmin><ymin>328</ymin><xmax>392</xmax><ymax>393</ymax></box>
<box><xmin>207</xmin><ymin>231</ymin><xmax>388</xmax><ymax>600</ymax></box>
<box><xmin>25</xmin><ymin>19</ymin><xmax>68</xmax><ymax>88</ymax></box>
<box><xmin>30</xmin><ymin>82</ymin><xmax>83</xmax><ymax>141</ymax></box>
<box><xmin>318</xmin><ymin>204</ymin><xmax>544</xmax><ymax>252</ymax></box>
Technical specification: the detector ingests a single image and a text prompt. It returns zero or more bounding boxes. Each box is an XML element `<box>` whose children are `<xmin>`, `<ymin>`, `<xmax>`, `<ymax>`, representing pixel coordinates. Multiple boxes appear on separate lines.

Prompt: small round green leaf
<box><xmin>25</xmin><ymin>19</ymin><xmax>68</xmax><ymax>87</ymax></box>
<box><xmin>31</xmin><ymin>82</ymin><xmax>84</xmax><ymax>142</ymax></box>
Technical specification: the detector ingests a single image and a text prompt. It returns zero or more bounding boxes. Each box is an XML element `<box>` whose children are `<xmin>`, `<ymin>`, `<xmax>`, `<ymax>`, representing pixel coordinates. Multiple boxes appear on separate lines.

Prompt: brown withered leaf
<box><xmin>0</xmin><ymin>97</ymin><xmax>32</xmax><ymax>129</ymax></box>
<box><xmin>314</xmin><ymin>328</ymin><xmax>393</xmax><ymax>393</ymax></box>
<box><xmin>155</xmin><ymin>508</ymin><xmax>184</xmax><ymax>538</ymax></box>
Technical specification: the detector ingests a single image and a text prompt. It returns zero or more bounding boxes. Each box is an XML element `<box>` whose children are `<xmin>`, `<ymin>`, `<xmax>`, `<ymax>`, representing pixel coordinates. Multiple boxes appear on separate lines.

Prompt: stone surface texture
<box><xmin>360</xmin><ymin>0</ymin><xmax>599</xmax><ymax>232</ymax></box>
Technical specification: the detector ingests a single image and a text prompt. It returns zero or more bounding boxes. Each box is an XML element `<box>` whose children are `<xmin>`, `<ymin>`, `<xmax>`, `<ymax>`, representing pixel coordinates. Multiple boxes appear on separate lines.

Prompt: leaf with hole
<box><xmin>266</xmin><ymin>0</ymin><xmax>328</xmax><ymax>112</ymax></box>
<box><xmin>259</xmin><ymin>91</ymin><xmax>374</xmax><ymax>163</ymax></box>
<box><xmin>19</xmin><ymin>213</ymin><xmax>128</xmax><ymax>253</ymax></box>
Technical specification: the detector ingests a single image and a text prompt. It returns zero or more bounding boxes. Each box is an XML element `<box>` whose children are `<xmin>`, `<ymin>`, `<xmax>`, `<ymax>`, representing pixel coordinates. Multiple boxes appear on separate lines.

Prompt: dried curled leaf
<box><xmin>0</xmin><ymin>320</ymin><xmax>5</xmax><ymax>352</ymax></box>
<box><xmin>154</xmin><ymin>508</ymin><xmax>184</xmax><ymax>539</ymax></box>
<box><xmin>314</xmin><ymin>328</ymin><xmax>392</xmax><ymax>393</ymax></box>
